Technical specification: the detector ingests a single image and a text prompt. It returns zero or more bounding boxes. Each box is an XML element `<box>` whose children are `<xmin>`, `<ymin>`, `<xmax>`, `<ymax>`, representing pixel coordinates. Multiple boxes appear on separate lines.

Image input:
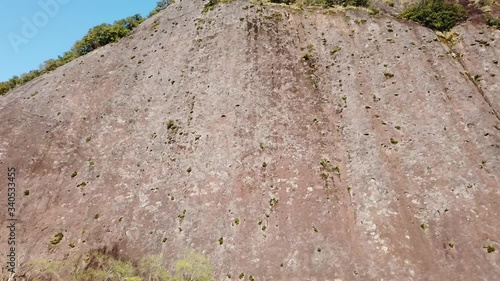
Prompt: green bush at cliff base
<box><xmin>399</xmin><ymin>0</ymin><xmax>468</xmax><ymax>32</ymax></box>
<box><xmin>26</xmin><ymin>252</ymin><xmax>211</xmax><ymax>281</ymax></box>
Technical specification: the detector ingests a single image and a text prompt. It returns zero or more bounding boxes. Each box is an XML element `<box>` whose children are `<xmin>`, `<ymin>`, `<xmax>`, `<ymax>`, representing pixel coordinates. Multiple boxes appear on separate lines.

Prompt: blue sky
<box><xmin>0</xmin><ymin>0</ymin><xmax>160</xmax><ymax>82</ymax></box>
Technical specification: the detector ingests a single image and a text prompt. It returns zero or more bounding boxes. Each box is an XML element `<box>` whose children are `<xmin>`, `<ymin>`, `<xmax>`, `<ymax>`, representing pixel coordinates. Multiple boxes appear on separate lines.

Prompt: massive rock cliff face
<box><xmin>1</xmin><ymin>0</ymin><xmax>499</xmax><ymax>279</ymax></box>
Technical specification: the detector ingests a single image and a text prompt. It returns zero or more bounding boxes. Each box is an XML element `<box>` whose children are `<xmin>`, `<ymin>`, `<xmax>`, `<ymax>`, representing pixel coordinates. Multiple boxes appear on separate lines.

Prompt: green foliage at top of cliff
<box><xmin>399</xmin><ymin>0</ymin><xmax>468</xmax><ymax>31</ymax></box>
<box><xmin>0</xmin><ymin>1</ymin><xmax>170</xmax><ymax>96</ymax></box>
<box><xmin>73</xmin><ymin>14</ymin><xmax>144</xmax><ymax>56</ymax></box>
<box><xmin>149</xmin><ymin>0</ymin><xmax>171</xmax><ymax>17</ymax></box>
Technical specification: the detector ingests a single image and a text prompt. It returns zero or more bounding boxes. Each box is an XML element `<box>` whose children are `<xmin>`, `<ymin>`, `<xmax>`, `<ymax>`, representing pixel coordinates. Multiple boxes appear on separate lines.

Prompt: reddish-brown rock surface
<box><xmin>1</xmin><ymin>0</ymin><xmax>499</xmax><ymax>280</ymax></box>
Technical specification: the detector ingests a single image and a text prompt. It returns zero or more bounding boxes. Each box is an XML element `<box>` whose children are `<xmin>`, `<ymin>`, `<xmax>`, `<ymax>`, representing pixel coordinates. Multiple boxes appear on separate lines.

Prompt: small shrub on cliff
<box><xmin>399</xmin><ymin>0</ymin><xmax>468</xmax><ymax>31</ymax></box>
<box><xmin>270</xmin><ymin>0</ymin><xmax>368</xmax><ymax>7</ymax></box>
